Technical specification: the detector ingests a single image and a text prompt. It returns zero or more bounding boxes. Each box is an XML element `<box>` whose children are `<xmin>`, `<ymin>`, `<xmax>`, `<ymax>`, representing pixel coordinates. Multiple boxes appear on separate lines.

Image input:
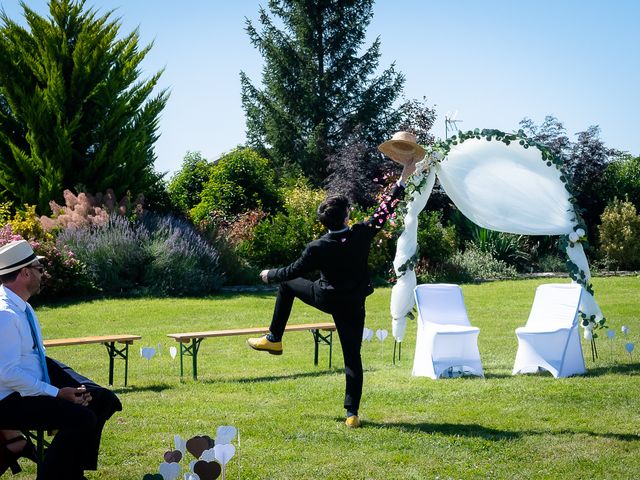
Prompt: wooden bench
<box><xmin>44</xmin><ymin>334</ymin><xmax>141</xmax><ymax>386</ymax></box>
<box><xmin>167</xmin><ymin>323</ymin><xmax>336</xmax><ymax>380</ymax></box>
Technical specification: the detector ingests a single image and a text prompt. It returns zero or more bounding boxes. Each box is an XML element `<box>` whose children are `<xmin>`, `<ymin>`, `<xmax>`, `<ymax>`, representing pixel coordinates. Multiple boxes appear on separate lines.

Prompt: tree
<box><xmin>168</xmin><ymin>151</ymin><xmax>212</xmax><ymax>213</ymax></box>
<box><xmin>0</xmin><ymin>0</ymin><xmax>168</xmax><ymax>213</ymax></box>
<box><xmin>519</xmin><ymin>116</ymin><xmax>618</xmax><ymax>235</ymax></box>
<box><xmin>600</xmin><ymin>154</ymin><xmax>640</xmax><ymax>210</ymax></box>
<box><xmin>191</xmin><ymin>148</ymin><xmax>282</xmax><ymax>223</ymax></box>
<box><xmin>241</xmin><ymin>0</ymin><xmax>405</xmax><ymax>186</ymax></box>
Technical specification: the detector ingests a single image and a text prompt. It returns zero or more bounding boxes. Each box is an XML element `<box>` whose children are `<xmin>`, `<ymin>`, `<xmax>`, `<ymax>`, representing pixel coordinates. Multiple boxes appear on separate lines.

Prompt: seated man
<box><xmin>0</xmin><ymin>240</ymin><xmax>122</xmax><ymax>479</ymax></box>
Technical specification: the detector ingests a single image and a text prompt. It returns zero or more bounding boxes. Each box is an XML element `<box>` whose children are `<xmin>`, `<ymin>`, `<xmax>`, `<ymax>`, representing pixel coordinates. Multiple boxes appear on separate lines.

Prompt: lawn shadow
<box><xmin>586</xmin><ymin>362</ymin><xmax>640</xmax><ymax>377</ymax></box>
<box><xmin>361</xmin><ymin>420</ymin><xmax>640</xmax><ymax>443</ymax></box>
<box><xmin>201</xmin><ymin>368</ymin><xmax>343</xmax><ymax>385</ymax></box>
<box><xmin>364</xmin><ymin>421</ymin><xmax>522</xmax><ymax>441</ymax></box>
<box><xmin>111</xmin><ymin>383</ymin><xmax>173</xmax><ymax>394</ymax></box>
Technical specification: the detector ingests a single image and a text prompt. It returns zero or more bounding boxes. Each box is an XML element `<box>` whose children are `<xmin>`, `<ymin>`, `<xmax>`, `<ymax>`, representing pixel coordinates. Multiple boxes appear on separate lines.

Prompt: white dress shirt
<box><xmin>0</xmin><ymin>284</ymin><xmax>59</xmax><ymax>400</ymax></box>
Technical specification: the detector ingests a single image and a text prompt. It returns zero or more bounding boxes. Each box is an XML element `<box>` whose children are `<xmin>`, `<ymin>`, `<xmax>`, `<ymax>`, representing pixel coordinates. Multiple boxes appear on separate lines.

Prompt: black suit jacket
<box><xmin>267</xmin><ymin>183</ymin><xmax>406</xmax><ymax>304</ymax></box>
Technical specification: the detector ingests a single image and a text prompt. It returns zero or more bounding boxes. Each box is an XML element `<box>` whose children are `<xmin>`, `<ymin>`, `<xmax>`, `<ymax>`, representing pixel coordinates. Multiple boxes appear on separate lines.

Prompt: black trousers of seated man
<box><xmin>269</xmin><ymin>278</ymin><xmax>366</xmax><ymax>414</ymax></box>
<box><xmin>0</xmin><ymin>357</ymin><xmax>122</xmax><ymax>479</ymax></box>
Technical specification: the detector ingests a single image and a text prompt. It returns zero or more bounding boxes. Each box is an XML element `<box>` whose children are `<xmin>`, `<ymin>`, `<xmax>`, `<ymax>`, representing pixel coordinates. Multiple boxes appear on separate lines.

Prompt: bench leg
<box><xmin>311</xmin><ymin>330</ymin><xmax>333</xmax><ymax>368</ymax></box>
<box><xmin>104</xmin><ymin>341</ymin><xmax>132</xmax><ymax>386</ymax></box>
<box><xmin>179</xmin><ymin>339</ymin><xmax>202</xmax><ymax>380</ymax></box>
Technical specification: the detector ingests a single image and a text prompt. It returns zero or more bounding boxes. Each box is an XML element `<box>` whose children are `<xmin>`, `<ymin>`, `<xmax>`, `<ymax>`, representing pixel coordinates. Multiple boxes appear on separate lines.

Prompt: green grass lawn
<box><xmin>14</xmin><ymin>276</ymin><xmax>640</xmax><ymax>479</ymax></box>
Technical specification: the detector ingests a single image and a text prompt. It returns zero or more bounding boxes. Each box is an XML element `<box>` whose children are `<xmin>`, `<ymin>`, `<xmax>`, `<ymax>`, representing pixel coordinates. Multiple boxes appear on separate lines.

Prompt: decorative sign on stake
<box><xmin>170</xmin><ymin>346</ymin><xmax>178</xmax><ymax>359</ymax></box>
<box><xmin>621</xmin><ymin>325</ymin><xmax>629</xmax><ymax>336</ymax></box>
<box><xmin>141</xmin><ymin>346</ymin><xmax>156</xmax><ymax>360</ymax></box>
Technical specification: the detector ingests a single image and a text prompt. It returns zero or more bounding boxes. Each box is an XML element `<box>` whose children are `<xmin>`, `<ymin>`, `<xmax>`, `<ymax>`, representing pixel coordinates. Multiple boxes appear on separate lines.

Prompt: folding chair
<box><xmin>512</xmin><ymin>283</ymin><xmax>586</xmax><ymax>378</ymax></box>
<box><xmin>412</xmin><ymin>284</ymin><xmax>484</xmax><ymax>379</ymax></box>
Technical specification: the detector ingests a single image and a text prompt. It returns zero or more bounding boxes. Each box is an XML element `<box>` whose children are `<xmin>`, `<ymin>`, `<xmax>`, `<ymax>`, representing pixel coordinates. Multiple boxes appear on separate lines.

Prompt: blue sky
<box><xmin>1</xmin><ymin>0</ymin><xmax>638</xmax><ymax>175</ymax></box>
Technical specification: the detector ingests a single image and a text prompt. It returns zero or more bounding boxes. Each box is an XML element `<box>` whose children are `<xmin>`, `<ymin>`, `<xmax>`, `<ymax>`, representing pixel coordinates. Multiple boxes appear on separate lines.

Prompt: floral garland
<box><xmin>394</xmin><ymin>128</ymin><xmax>606</xmax><ymax>336</ymax></box>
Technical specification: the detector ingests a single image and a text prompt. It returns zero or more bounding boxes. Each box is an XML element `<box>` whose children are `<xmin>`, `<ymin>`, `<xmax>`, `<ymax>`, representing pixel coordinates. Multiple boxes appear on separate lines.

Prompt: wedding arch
<box><xmin>390</xmin><ymin>129</ymin><xmax>606</xmax><ymax>346</ymax></box>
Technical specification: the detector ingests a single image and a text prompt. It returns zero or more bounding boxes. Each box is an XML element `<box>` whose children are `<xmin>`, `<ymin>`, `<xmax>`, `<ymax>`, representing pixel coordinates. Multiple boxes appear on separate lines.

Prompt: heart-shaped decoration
<box><xmin>159</xmin><ymin>461</ymin><xmax>181</xmax><ymax>480</ymax></box>
<box><xmin>376</xmin><ymin>329</ymin><xmax>388</xmax><ymax>342</ymax></box>
<box><xmin>200</xmin><ymin>447</ymin><xmax>216</xmax><ymax>462</ymax></box>
<box><xmin>607</xmin><ymin>329</ymin><xmax>615</xmax><ymax>339</ymax></box>
<box><xmin>163</xmin><ymin>449</ymin><xmax>182</xmax><ymax>463</ymax></box>
<box><xmin>214</xmin><ymin>443</ymin><xmax>235</xmax><ymax>466</ymax></box>
<box><xmin>142</xmin><ymin>474</ymin><xmax>163</xmax><ymax>480</ymax></box>
<box><xmin>193</xmin><ymin>460</ymin><xmax>222</xmax><ymax>480</ymax></box>
<box><xmin>625</xmin><ymin>342</ymin><xmax>635</xmax><ymax>353</ymax></box>
<box><xmin>215</xmin><ymin>425</ymin><xmax>237</xmax><ymax>445</ymax></box>
<box><xmin>141</xmin><ymin>346</ymin><xmax>156</xmax><ymax>360</ymax></box>
<box><xmin>184</xmin><ymin>473</ymin><xmax>200</xmax><ymax>480</ymax></box>
<box><xmin>170</xmin><ymin>346</ymin><xmax>178</xmax><ymax>359</ymax></box>
<box><xmin>621</xmin><ymin>325</ymin><xmax>629</xmax><ymax>335</ymax></box>
<box><xmin>187</xmin><ymin>436</ymin><xmax>211</xmax><ymax>459</ymax></box>
<box><xmin>174</xmin><ymin>434</ymin><xmax>186</xmax><ymax>454</ymax></box>
<box><xmin>362</xmin><ymin>327</ymin><xmax>373</xmax><ymax>342</ymax></box>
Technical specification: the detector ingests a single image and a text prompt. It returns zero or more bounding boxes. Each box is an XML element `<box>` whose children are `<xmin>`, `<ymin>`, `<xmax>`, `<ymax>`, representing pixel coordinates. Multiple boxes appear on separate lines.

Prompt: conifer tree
<box><xmin>240</xmin><ymin>0</ymin><xmax>405</xmax><ymax>185</ymax></box>
<box><xmin>0</xmin><ymin>0</ymin><xmax>168</xmax><ymax>212</ymax></box>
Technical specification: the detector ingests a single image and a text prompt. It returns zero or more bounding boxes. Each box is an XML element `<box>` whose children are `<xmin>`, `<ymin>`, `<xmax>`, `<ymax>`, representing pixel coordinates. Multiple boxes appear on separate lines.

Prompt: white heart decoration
<box><xmin>199</xmin><ymin>447</ymin><xmax>216</xmax><ymax>462</ymax></box>
<box><xmin>625</xmin><ymin>342</ymin><xmax>635</xmax><ymax>354</ymax></box>
<box><xmin>213</xmin><ymin>443</ymin><xmax>235</xmax><ymax>466</ymax></box>
<box><xmin>170</xmin><ymin>346</ymin><xmax>178</xmax><ymax>359</ymax></box>
<box><xmin>215</xmin><ymin>425</ymin><xmax>237</xmax><ymax>445</ymax></box>
<box><xmin>362</xmin><ymin>327</ymin><xmax>372</xmax><ymax>342</ymax></box>
<box><xmin>607</xmin><ymin>329</ymin><xmax>615</xmax><ymax>339</ymax></box>
<box><xmin>376</xmin><ymin>329</ymin><xmax>388</xmax><ymax>342</ymax></box>
<box><xmin>141</xmin><ymin>347</ymin><xmax>156</xmax><ymax>360</ymax></box>
<box><xmin>622</xmin><ymin>325</ymin><xmax>629</xmax><ymax>335</ymax></box>
<box><xmin>174</xmin><ymin>434</ymin><xmax>186</xmax><ymax>454</ymax></box>
<box><xmin>159</xmin><ymin>461</ymin><xmax>181</xmax><ymax>480</ymax></box>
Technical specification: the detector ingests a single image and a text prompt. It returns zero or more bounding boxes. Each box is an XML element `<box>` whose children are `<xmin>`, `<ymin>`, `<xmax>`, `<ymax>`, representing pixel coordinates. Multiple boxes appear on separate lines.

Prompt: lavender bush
<box><xmin>57</xmin><ymin>215</ymin><xmax>150</xmax><ymax>294</ymax></box>
<box><xmin>143</xmin><ymin>214</ymin><xmax>223</xmax><ymax>295</ymax></box>
<box><xmin>57</xmin><ymin>214</ymin><xmax>223</xmax><ymax>296</ymax></box>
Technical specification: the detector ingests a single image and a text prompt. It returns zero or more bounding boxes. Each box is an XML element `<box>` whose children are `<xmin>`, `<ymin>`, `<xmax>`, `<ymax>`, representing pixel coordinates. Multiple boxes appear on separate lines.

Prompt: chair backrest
<box><xmin>525</xmin><ymin>283</ymin><xmax>583</xmax><ymax>330</ymax></box>
<box><xmin>414</xmin><ymin>283</ymin><xmax>470</xmax><ymax>326</ymax></box>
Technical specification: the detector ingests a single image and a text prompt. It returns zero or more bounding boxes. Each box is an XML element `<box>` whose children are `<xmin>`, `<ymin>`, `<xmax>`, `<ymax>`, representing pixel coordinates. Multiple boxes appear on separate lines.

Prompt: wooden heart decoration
<box><xmin>142</xmin><ymin>474</ymin><xmax>163</xmax><ymax>480</ymax></box>
<box><xmin>187</xmin><ymin>436</ymin><xmax>211</xmax><ymax>459</ymax></box>
<box><xmin>193</xmin><ymin>460</ymin><xmax>222</xmax><ymax>480</ymax></box>
<box><xmin>163</xmin><ymin>449</ymin><xmax>182</xmax><ymax>463</ymax></box>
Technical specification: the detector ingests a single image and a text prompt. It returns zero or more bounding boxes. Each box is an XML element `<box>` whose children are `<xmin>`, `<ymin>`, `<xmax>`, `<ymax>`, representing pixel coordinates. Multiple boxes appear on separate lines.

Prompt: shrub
<box><xmin>470</xmin><ymin>226</ymin><xmax>530</xmax><ymax>271</ymax></box>
<box><xmin>419</xmin><ymin>247</ymin><xmax>518</xmax><ymax>284</ymax></box>
<box><xmin>40</xmin><ymin>189</ymin><xmax>144</xmax><ymax>232</ymax></box>
<box><xmin>142</xmin><ymin>215</ymin><xmax>224</xmax><ymax>295</ymax></box>
<box><xmin>597</xmin><ymin>198</ymin><xmax>640</xmax><ymax>270</ymax></box>
<box><xmin>536</xmin><ymin>254</ymin><xmax>567</xmax><ymax>273</ymax></box>
<box><xmin>0</xmin><ymin>224</ymin><xmax>93</xmax><ymax>301</ymax></box>
<box><xmin>191</xmin><ymin>148</ymin><xmax>281</xmax><ymax>223</ymax></box>
<box><xmin>237</xmin><ymin>183</ymin><xmax>324</xmax><ymax>268</ymax></box>
<box><xmin>168</xmin><ymin>151</ymin><xmax>212</xmax><ymax>212</ymax></box>
<box><xmin>57</xmin><ymin>215</ymin><xmax>151</xmax><ymax>294</ymax></box>
<box><xmin>8</xmin><ymin>205</ymin><xmax>52</xmax><ymax>242</ymax></box>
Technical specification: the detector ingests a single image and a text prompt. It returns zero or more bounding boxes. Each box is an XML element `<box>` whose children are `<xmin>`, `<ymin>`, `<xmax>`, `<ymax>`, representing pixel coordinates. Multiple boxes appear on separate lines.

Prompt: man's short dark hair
<box><xmin>317</xmin><ymin>195</ymin><xmax>350</xmax><ymax>230</ymax></box>
<box><xmin>0</xmin><ymin>268</ymin><xmax>22</xmax><ymax>284</ymax></box>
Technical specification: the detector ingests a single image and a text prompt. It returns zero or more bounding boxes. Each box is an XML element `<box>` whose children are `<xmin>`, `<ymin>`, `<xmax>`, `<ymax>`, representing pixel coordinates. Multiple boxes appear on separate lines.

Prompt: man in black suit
<box><xmin>248</xmin><ymin>158</ymin><xmax>418</xmax><ymax>428</ymax></box>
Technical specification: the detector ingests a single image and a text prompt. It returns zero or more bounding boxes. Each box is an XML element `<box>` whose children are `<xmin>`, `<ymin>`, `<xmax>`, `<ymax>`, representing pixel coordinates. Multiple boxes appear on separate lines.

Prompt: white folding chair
<box><xmin>412</xmin><ymin>284</ymin><xmax>484</xmax><ymax>379</ymax></box>
<box><xmin>512</xmin><ymin>283</ymin><xmax>586</xmax><ymax>378</ymax></box>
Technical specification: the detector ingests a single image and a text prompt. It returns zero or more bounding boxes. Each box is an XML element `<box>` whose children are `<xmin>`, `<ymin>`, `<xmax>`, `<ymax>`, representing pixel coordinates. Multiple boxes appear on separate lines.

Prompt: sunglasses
<box><xmin>29</xmin><ymin>265</ymin><xmax>45</xmax><ymax>273</ymax></box>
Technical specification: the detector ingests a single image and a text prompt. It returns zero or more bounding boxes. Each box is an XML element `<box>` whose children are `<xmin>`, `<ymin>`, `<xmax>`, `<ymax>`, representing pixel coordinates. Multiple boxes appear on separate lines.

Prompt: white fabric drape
<box><xmin>437</xmin><ymin>139</ymin><xmax>575</xmax><ymax>235</ymax></box>
<box><xmin>390</xmin><ymin>169</ymin><xmax>436</xmax><ymax>341</ymax></box>
<box><xmin>390</xmin><ymin>137</ymin><xmax>603</xmax><ymax>341</ymax></box>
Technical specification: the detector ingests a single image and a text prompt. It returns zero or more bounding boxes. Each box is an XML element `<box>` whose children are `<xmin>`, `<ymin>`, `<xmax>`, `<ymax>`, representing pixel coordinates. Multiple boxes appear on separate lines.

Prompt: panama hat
<box><xmin>0</xmin><ymin>240</ymin><xmax>44</xmax><ymax>276</ymax></box>
<box><xmin>378</xmin><ymin>131</ymin><xmax>426</xmax><ymax>165</ymax></box>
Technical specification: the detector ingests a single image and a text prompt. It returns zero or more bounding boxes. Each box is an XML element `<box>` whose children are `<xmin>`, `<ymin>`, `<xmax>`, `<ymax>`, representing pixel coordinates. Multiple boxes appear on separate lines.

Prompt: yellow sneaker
<box><xmin>345</xmin><ymin>415</ymin><xmax>361</xmax><ymax>428</ymax></box>
<box><xmin>247</xmin><ymin>335</ymin><xmax>283</xmax><ymax>355</ymax></box>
